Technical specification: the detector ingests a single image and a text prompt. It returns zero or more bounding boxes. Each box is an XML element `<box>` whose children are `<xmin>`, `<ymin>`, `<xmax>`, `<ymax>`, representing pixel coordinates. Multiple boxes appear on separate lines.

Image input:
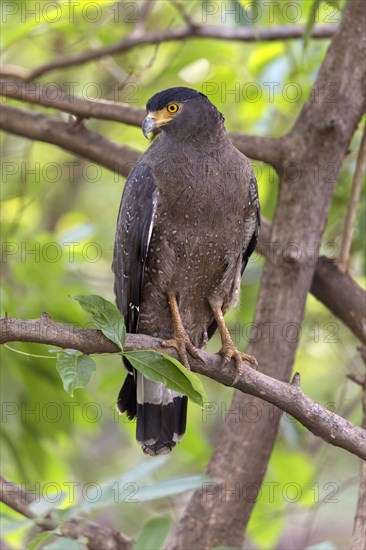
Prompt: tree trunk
<box><xmin>169</xmin><ymin>1</ymin><xmax>366</xmax><ymax>547</ymax></box>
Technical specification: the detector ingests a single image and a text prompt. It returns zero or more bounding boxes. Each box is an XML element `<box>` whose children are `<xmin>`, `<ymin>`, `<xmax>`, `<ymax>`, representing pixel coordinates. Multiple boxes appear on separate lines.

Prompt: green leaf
<box><xmin>3</xmin><ymin>1</ymin><xmax>117</xmax><ymax>50</ymax></box>
<box><xmin>123</xmin><ymin>351</ymin><xmax>207</xmax><ymax>407</ymax></box>
<box><xmin>72</xmin><ymin>294</ymin><xmax>126</xmax><ymax>350</ymax></box>
<box><xmin>134</xmin><ymin>516</ymin><xmax>171</xmax><ymax>550</ymax></box>
<box><xmin>56</xmin><ymin>354</ymin><xmax>96</xmax><ymax>396</ymax></box>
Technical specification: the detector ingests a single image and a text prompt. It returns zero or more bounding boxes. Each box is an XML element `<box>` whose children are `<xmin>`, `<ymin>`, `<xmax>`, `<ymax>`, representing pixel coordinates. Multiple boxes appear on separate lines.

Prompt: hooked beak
<box><xmin>142</xmin><ymin>115</ymin><xmax>157</xmax><ymax>140</ymax></box>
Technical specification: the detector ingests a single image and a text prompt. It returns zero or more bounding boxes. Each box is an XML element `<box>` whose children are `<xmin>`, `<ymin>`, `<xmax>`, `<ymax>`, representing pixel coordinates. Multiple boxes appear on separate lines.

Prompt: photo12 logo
<box><xmin>200</xmin><ymin>1</ymin><xmax>341</xmax><ymax>24</ymax></box>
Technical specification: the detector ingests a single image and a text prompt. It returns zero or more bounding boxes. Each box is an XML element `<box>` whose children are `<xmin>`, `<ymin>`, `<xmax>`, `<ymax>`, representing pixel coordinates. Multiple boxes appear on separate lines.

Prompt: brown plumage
<box><xmin>113</xmin><ymin>87</ymin><xmax>259</xmax><ymax>455</ymax></box>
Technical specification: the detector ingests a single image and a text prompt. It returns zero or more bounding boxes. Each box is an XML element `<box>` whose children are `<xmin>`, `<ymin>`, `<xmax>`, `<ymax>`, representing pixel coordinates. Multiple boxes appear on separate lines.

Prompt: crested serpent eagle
<box><xmin>113</xmin><ymin>87</ymin><xmax>260</xmax><ymax>455</ymax></box>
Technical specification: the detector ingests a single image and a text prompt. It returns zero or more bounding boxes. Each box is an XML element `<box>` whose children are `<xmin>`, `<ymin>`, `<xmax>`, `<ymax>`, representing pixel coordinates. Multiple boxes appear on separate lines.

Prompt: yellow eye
<box><xmin>167</xmin><ymin>103</ymin><xmax>179</xmax><ymax>113</ymax></box>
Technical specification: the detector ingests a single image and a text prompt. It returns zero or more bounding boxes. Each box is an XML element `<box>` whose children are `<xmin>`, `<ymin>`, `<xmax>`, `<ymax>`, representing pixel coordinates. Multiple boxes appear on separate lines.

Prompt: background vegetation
<box><xmin>1</xmin><ymin>1</ymin><xmax>365</xmax><ymax>549</ymax></box>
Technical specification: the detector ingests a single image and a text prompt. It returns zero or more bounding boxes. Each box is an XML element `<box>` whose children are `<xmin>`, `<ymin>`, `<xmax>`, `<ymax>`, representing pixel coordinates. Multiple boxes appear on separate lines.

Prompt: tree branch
<box><xmin>0</xmin><ymin>475</ymin><xmax>133</xmax><ymax>550</ymax></box>
<box><xmin>1</xmin><ymin>315</ymin><xmax>365</xmax><ymax>461</ymax></box>
<box><xmin>0</xmin><ymin>80</ymin><xmax>282</xmax><ymax>166</ymax></box>
<box><xmin>0</xmin><ymin>104</ymin><xmax>139</xmax><ymax>175</ymax></box>
<box><xmin>311</xmin><ymin>256</ymin><xmax>366</xmax><ymax>344</ymax></box>
<box><xmin>259</xmin><ymin>219</ymin><xmax>366</xmax><ymax>344</ymax></box>
<box><xmin>1</xmin><ymin>25</ymin><xmax>336</xmax><ymax>82</ymax></box>
<box><xmin>0</xmin><ymin>78</ymin><xmax>145</xmax><ymax>127</ymax></box>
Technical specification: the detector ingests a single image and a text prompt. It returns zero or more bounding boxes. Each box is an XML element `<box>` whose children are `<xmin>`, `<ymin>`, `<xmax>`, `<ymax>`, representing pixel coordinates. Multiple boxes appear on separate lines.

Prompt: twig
<box><xmin>1</xmin><ymin>315</ymin><xmax>365</xmax><ymax>461</ymax></box>
<box><xmin>0</xmin><ymin>24</ymin><xmax>337</xmax><ymax>82</ymax></box>
<box><xmin>0</xmin><ymin>475</ymin><xmax>133</xmax><ymax>550</ymax></box>
<box><xmin>339</xmin><ymin>125</ymin><xmax>366</xmax><ymax>272</ymax></box>
<box><xmin>134</xmin><ymin>0</ymin><xmax>156</xmax><ymax>34</ymax></box>
<box><xmin>169</xmin><ymin>1</ymin><xmax>196</xmax><ymax>27</ymax></box>
<box><xmin>0</xmin><ymin>476</ymin><xmax>36</xmax><ymax>519</ymax></box>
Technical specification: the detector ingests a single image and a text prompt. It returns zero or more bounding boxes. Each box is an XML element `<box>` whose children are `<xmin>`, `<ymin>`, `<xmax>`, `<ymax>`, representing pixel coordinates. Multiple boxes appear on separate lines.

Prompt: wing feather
<box><xmin>112</xmin><ymin>162</ymin><xmax>156</xmax><ymax>333</ymax></box>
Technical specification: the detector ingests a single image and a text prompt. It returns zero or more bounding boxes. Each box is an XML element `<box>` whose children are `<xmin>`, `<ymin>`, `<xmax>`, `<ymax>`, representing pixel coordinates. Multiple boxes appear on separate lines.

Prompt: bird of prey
<box><xmin>113</xmin><ymin>87</ymin><xmax>259</xmax><ymax>455</ymax></box>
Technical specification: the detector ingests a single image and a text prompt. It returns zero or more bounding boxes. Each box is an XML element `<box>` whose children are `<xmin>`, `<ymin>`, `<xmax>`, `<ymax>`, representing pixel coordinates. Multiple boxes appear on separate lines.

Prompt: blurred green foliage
<box><xmin>1</xmin><ymin>0</ymin><xmax>364</xmax><ymax>548</ymax></box>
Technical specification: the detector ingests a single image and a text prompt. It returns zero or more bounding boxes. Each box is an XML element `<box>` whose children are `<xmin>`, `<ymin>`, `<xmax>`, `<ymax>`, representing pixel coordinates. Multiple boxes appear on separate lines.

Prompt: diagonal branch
<box><xmin>0</xmin><ymin>103</ymin><xmax>139</xmax><ymax>174</ymax></box>
<box><xmin>0</xmin><ymin>475</ymin><xmax>133</xmax><ymax>550</ymax></box>
<box><xmin>2</xmin><ymin>24</ymin><xmax>337</xmax><ymax>82</ymax></box>
<box><xmin>1</xmin><ymin>315</ymin><xmax>365</xmax><ymax>461</ymax></box>
<box><xmin>258</xmin><ymin>219</ymin><xmax>366</xmax><ymax>344</ymax></box>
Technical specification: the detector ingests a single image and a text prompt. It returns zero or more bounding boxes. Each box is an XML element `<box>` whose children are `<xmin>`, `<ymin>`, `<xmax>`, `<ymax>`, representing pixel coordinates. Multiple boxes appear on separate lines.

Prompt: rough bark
<box><xmin>169</xmin><ymin>1</ymin><xmax>366</xmax><ymax>548</ymax></box>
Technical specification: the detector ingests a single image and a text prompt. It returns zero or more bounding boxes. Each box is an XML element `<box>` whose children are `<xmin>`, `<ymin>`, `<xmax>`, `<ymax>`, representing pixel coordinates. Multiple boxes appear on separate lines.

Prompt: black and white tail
<box><xmin>117</xmin><ymin>372</ymin><xmax>187</xmax><ymax>455</ymax></box>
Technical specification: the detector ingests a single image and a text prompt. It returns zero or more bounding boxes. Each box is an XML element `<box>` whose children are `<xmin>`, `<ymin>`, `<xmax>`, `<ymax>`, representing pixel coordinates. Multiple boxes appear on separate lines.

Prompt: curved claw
<box><xmin>161</xmin><ymin>336</ymin><xmax>202</xmax><ymax>371</ymax></box>
<box><xmin>220</xmin><ymin>346</ymin><xmax>258</xmax><ymax>384</ymax></box>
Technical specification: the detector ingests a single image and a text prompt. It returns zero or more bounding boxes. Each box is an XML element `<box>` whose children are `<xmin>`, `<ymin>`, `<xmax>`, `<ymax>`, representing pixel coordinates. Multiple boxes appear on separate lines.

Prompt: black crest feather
<box><xmin>146</xmin><ymin>87</ymin><xmax>207</xmax><ymax>111</ymax></box>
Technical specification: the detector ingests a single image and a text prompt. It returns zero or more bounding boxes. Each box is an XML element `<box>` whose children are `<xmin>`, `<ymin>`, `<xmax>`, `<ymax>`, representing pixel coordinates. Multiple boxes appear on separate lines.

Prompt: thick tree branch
<box><xmin>1</xmin><ymin>25</ymin><xmax>336</xmax><ymax>82</ymax></box>
<box><xmin>0</xmin><ymin>475</ymin><xmax>133</xmax><ymax>550</ymax></box>
<box><xmin>258</xmin><ymin>135</ymin><xmax>366</xmax><ymax>346</ymax></box>
<box><xmin>259</xmin><ymin>219</ymin><xmax>366</xmax><ymax>344</ymax></box>
<box><xmin>0</xmin><ymin>81</ymin><xmax>281</xmax><ymax>165</ymax></box>
<box><xmin>1</xmin><ymin>315</ymin><xmax>365</xmax><ymax>461</ymax></box>
<box><xmin>311</xmin><ymin>256</ymin><xmax>366</xmax><ymax>343</ymax></box>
